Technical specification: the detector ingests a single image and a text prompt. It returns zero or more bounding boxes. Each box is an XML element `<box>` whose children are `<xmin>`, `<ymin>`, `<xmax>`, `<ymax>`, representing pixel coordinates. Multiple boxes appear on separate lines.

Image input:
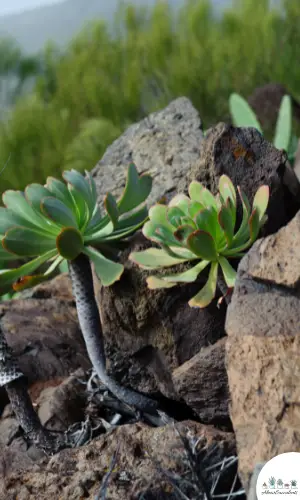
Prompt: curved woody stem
<box><xmin>0</xmin><ymin>327</ymin><xmax>66</xmax><ymax>453</ymax></box>
<box><xmin>68</xmin><ymin>253</ymin><xmax>159</xmax><ymax>414</ymax></box>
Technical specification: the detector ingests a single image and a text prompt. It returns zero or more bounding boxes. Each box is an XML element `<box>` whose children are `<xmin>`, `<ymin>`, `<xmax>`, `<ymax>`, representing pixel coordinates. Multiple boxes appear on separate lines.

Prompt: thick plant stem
<box><xmin>69</xmin><ymin>253</ymin><xmax>159</xmax><ymax>414</ymax></box>
<box><xmin>0</xmin><ymin>326</ymin><xmax>66</xmax><ymax>454</ymax></box>
<box><xmin>5</xmin><ymin>378</ymin><xmax>66</xmax><ymax>454</ymax></box>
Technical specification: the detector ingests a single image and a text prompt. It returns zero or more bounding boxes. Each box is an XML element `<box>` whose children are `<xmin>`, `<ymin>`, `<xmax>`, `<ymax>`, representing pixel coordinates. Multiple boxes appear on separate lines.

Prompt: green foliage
<box><xmin>0</xmin><ymin>163</ymin><xmax>152</xmax><ymax>294</ymax></box>
<box><xmin>0</xmin><ymin>0</ymin><xmax>300</xmax><ymax>195</ymax></box>
<box><xmin>129</xmin><ymin>176</ymin><xmax>269</xmax><ymax>308</ymax></box>
<box><xmin>64</xmin><ymin>118</ymin><xmax>121</xmax><ymax>172</ymax></box>
<box><xmin>229</xmin><ymin>92</ymin><xmax>298</xmax><ymax>164</ymax></box>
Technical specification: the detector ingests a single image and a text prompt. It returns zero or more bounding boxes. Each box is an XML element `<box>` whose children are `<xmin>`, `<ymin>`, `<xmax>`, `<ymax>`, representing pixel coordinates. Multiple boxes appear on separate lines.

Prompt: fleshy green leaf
<box><xmin>252</xmin><ymin>185</ymin><xmax>269</xmax><ymax>222</ymax></box>
<box><xmin>68</xmin><ymin>184</ymin><xmax>89</xmax><ymax>229</ymax></box>
<box><xmin>0</xmin><ymin>207</ymin><xmax>40</xmax><ymax>236</ymax></box>
<box><xmin>199</xmin><ymin>187</ymin><xmax>218</xmax><ymax>211</ymax></box>
<box><xmin>41</xmin><ymin>197</ymin><xmax>78</xmax><ymax>228</ymax></box>
<box><xmin>218</xmin><ymin>256</ymin><xmax>237</xmax><ymax>288</ymax></box>
<box><xmin>12</xmin><ymin>274</ymin><xmax>50</xmax><ymax>291</ymax></box>
<box><xmin>84</xmin><ymin>169</ymin><xmax>98</xmax><ymax>207</ymax></box>
<box><xmin>83</xmin><ymin>246</ymin><xmax>124</xmax><ymax>286</ymax></box>
<box><xmin>218</xmin><ymin>175</ymin><xmax>237</xmax><ymax>207</ymax></box>
<box><xmin>167</xmin><ymin>206</ymin><xmax>186</xmax><ymax>228</ymax></box>
<box><xmin>174</xmin><ymin>225</ymin><xmax>195</xmax><ymax>244</ymax></box>
<box><xmin>146</xmin><ymin>276</ymin><xmax>177</xmax><ymax>289</ymax></box>
<box><xmin>188</xmin><ymin>181</ymin><xmax>204</xmax><ymax>203</ymax></box>
<box><xmin>188</xmin><ymin>262</ymin><xmax>218</xmax><ymax>308</ymax></box>
<box><xmin>45</xmin><ymin>177</ymin><xmax>75</xmax><ymax>213</ymax></box>
<box><xmin>194</xmin><ymin>207</ymin><xmax>218</xmax><ymax>241</ymax></box>
<box><xmin>162</xmin><ymin>260</ymin><xmax>210</xmax><ymax>283</ymax></box>
<box><xmin>273</xmin><ymin>95</ymin><xmax>292</xmax><ymax>152</ymax></box>
<box><xmin>63</xmin><ymin>169</ymin><xmax>94</xmax><ymax>214</ymax></box>
<box><xmin>218</xmin><ymin>204</ymin><xmax>234</xmax><ymax>246</ymax></box>
<box><xmin>229</xmin><ymin>93</ymin><xmax>263</xmax><ymax>132</ymax></box>
<box><xmin>188</xmin><ymin>200</ymin><xmax>204</xmax><ymax>218</ymax></box>
<box><xmin>231</xmin><ymin>187</ymin><xmax>251</xmax><ymax>248</ymax></box>
<box><xmin>168</xmin><ymin>194</ymin><xmax>190</xmax><ymax>213</ymax></box>
<box><xmin>249</xmin><ymin>209</ymin><xmax>260</xmax><ymax>242</ymax></box>
<box><xmin>187</xmin><ymin>230</ymin><xmax>218</xmax><ymax>260</ymax></box>
<box><xmin>129</xmin><ymin>248</ymin><xmax>191</xmax><ymax>269</ymax></box>
<box><xmin>2</xmin><ymin>226</ymin><xmax>56</xmax><ymax>256</ymax></box>
<box><xmin>149</xmin><ymin>204</ymin><xmax>174</xmax><ymax>231</ymax></box>
<box><xmin>0</xmin><ymin>249</ymin><xmax>57</xmax><ymax>289</ymax></box>
<box><xmin>117</xmin><ymin>163</ymin><xmax>152</xmax><ymax>215</ymax></box>
<box><xmin>25</xmin><ymin>184</ymin><xmax>52</xmax><ymax>214</ymax></box>
<box><xmin>2</xmin><ymin>190</ymin><xmax>57</xmax><ymax>236</ymax></box>
<box><xmin>56</xmin><ymin>227</ymin><xmax>84</xmax><ymax>260</ymax></box>
<box><xmin>115</xmin><ymin>205</ymin><xmax>148</xmax><ymax>230</ymax></box>
<box><xmin>104</xmin><ymin>192</ymin><xmax>119</xmax><ymax>228</ymax></box>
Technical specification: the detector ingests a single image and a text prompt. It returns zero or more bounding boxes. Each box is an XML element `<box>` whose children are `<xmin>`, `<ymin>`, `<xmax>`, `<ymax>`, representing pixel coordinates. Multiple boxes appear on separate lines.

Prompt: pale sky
<box><xmin>0</xmin><ymin>0</ymin><xmax>62</xmax><ymax>17</ymax></box>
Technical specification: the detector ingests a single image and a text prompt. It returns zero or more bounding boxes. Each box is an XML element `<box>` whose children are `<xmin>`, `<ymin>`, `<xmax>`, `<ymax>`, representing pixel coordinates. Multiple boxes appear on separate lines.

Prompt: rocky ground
<box><xmin>1</xmin><ymin>94</ymin><xmax>300</xmax><ymax>499</ymax></box>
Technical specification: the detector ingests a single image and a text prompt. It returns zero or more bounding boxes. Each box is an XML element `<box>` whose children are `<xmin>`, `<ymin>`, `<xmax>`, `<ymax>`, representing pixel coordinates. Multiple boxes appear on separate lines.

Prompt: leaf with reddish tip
<box><xmin>13</xmin><ymin>274</ymin><xmax>49</xmax><ymax>291</ymax></box>
<box><xmin>188</xmin><ymin>262</ymin><xmax>218</xmax><ymax>308</ymax></box>
<box><xmin>249</xmin><ymin>209</ymin><xmax>260</xmax><ymax>242</ymax></box>
<box><xmin>117</xmin><ymin>163</ymin><xmax>152</xmax><ymax>215</ymax></box>
<box><xmin>252</xmin><ymin>185</ymin><xmax>269</xmax><ymax>222</ymax></box>
<box><xmin>0</xmin><ymin>249</ymin><xmax>57</xmax><ymax>289</ymax></box>
<box><xmin>219</xmin><ymin>175</ymin><xmax>236</xmax><ymax>207</ymax></box>
<box><xmin>149</xmin><ymin>204</ymin><xmax>174</xmax><ymax>231</ymax></box>
<box><xmin>83</xmin><ymin>246</ymin><xmax>124</xmax><ymax>286</ymax></box>
<box><xmin>218</xmin><ymin>204</ymin><xmax>234</xmax><ymax>246</ymax></box>
<box><xmin>3</xmin><ymin>226</ymin><xmax>56</xmax><ymax>257</ymax></box>
<box><xmin>188</xmin><ymin>181</ymin><xmax>204</xmax><ymax>203</ymax></box>
<box><xmin>162</xmin><ymin>260</ymin><xmax>210</xmax><ymax>283</ymax></box>
<box><xmin>232</xmin><ymin>187</ymin><xmax>251</xmax><ymax>247</ymax></box>
<box><xmin>146</xmin><ymin>276</ymin><xmax>177</xmax><ymax>289</ymax></box>
<box><xmin>194</xmin><ymin>207</ymin><xmax>218</xmax><ymax>241</ymax></box>
<box><xmin>174</xmin><ymin>225</ymin><xmax>194</xmax><ymax>244</ymax></box>
<box><xmin>218</xmin><ymin>256</ymin><xmax>237</xmax><ymax>288</ymax></box>
<box><xmin>104</xmin><ymin>192</ymin><xmax>119</xmax><ymax>228</ymax></box>
<box><xmin>187</xmin><ymin>230</ymin><xmax>217</xmax><ymax>261</ymax></box>
<box><xmin>56</xmin><ymin>227</ymin><xmax>84</xmax><ymax>260</ymax></box>
<box><xmin>167</xmin><ymin>206</ymin><xmax>185</xmax><ymax>227</ymax></box>
<box><xmin>129</xmin><ymin>248</ymin><xmax>190</xmax><ymax>269</ymax></box>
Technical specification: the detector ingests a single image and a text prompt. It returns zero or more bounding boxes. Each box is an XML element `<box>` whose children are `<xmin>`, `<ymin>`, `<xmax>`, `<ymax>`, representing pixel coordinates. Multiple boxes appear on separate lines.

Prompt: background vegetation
<box><xmin>0</xmin><ymin>0</ymin><xmax>299</xmax><ymax>196</ymax></box>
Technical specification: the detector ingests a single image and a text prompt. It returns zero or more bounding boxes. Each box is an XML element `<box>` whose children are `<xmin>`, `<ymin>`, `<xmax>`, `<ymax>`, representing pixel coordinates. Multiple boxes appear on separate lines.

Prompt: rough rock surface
<box><xmin>91</xmin><ymin>96</ymin><xmax>204</xmax><ymax>208</ymax></box>
<box><xmin>247</xmin><ymin>83</ymin><xmax>300</xmax><ymax>132</ymax></box>
<box><xmin>95</xmin><ymin>105</ymin><xmax>300</xmax><ymax>421</ymax></box>
<box><xmin>178</xmin><ymin>122</ymin><xmax>300</xmax><ymax>237</ymax></box>
<box><xmin>172</xmin><ymin>338</ymin><xmax>230</xmax><ymax>427</ymax></box>
<box><xmin>0</xmin><ymin>420</ymin><xmax>236</xmax><ymax>500</ymax></box>
<box><xmin>0</xmin><ymin>274</ymin><xmax>90</xmax><ymax>414</ymax></box>
<box><xmin>225</xmin><ymin>209</ymin><xmax>300</xmax><ymax>490</ymax></box>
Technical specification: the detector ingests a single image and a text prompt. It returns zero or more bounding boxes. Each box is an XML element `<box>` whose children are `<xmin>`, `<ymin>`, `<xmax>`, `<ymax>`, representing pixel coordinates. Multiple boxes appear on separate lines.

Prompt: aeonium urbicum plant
<box><xmin>129</xmin><ymin>175</ymin><xmax>269</xmax><ymax>308</ymax></box>
<box><xmin>0</xmin><ymin>163</ymin><xmax>159</xmax><ymax>415</ymax></box>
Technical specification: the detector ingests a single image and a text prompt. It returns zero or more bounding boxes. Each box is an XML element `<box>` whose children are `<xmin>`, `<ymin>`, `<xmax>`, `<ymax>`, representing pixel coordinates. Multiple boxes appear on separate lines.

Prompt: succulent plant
<box><xmin>0</xmin><ymin>163</ymin><xmax>159</xmax><ymax>447</ymax></box>
<box><xmin>130</xmin><ymin>175</ymin><xmax>269</xmax><ymax>308</ymax></box>
<box><xmin>0</xmin><ymin>162</ymin><xmax>151</xmax><ymax>294</ymax></box>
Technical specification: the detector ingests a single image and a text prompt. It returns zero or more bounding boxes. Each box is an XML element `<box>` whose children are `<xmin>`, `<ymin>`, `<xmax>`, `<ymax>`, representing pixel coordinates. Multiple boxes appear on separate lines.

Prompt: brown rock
<box><xmin>0</xmin><ymin>289</ymin><xmax>90</xmax><ymax>384</ymax></box>
<box><xmin>178</xmin><ymin>122</ymin><xmax>300</xmax><ymax>237</ymax></box>
<box><xmin>247</xmin><ymin>83</ymin><xmax>300</xmax><ymax>132</ymax></box>
<box><xmin>172</xmin><ymin>338</ymin><xmax>230</xmax><ymax>426</ymax></box>
<box><xmin>91</xmin><ymin>96</ymin><xmax>204</xmax><ymax>209</ymax></box>
<box><xmin>225</xmin><ymin>209</ymin><xmax>300</xmax><ymax>490</ymax></box>
<box><xmin>35</xmin><ymin>369</ymin><xmax>87</xmax><ymax>431</ymax></box>
<box><xmin>96</xmin><ymin>232</ymin><xmax>227</xmax><ymax>400</ymax></box>
<box><xmin>0</xmin><ymin>420</ymin><xmax>236</xmax><ymax>500</ymax></box>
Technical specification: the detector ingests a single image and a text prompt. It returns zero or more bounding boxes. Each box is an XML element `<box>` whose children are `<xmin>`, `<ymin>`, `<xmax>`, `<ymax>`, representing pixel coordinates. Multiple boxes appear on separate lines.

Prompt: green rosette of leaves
<box><xmin>129</xmin><ymin>175</ymin><xmax>269</xmax><ymax>308</ymax></box>
<box><xmin>0</xmin><ymin>162</ymin><xmax>152</xmax><ymax>293</ymax></box>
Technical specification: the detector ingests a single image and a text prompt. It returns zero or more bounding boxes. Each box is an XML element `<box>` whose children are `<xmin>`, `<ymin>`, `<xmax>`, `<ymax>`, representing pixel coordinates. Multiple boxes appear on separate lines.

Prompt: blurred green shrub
<box><xmin>0</xmin><ymin>0</ymin><xmax>300</xmax><ymax>196</ymax></box>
